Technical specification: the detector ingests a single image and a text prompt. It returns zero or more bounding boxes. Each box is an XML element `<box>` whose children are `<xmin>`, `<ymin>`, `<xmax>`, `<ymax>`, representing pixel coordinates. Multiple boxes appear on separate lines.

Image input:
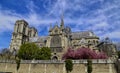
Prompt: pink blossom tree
<box><xmin>97</xmin><ymin>52</ymin><xmax>108</xmax><ymax>59</ymax></box>
<box><xmin>62</xmin><ymin>48</ymin><xmax>75</xmax><ymax>59</ymax></box>
<box><xmin>62</xmin><ymin>47</ymin><xmax>108</xmax><ymax>60</ymax></box>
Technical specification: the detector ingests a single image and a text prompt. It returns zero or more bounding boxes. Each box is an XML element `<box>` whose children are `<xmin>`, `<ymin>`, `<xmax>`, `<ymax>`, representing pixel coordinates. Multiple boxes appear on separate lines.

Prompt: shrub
<box><xmin>65</xmin><ymin>59</ymin><xmax>73</xmax><ymax>73</ymax></box>
<box><xmin>16</xmin><ymin>58</ymin><xmax>21</xmax><ymax>70</ymax></box>
<box><xmin>87</xmin><ymin>59</ymin><xmax>92</xmax><ymax>73</ymax></box>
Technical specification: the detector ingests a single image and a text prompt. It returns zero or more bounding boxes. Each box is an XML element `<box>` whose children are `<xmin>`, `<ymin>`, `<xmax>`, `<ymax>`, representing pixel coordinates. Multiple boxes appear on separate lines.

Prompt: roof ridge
<box><xmin>72</xmin><ymin>31</ymin><xmax>92</xmax><ymax>33</ymax></box>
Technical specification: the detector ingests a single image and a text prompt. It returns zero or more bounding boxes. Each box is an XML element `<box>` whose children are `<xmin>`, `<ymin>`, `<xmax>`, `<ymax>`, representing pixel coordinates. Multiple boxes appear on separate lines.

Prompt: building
<box><xmin>9</xmin><ymin>18</ymin><xmax>100</xmax><ymax>60</ymax></box>
<box><xmin>97</xmin><ymin>37</ymin><xmax>118</xmax><ymax>59</ymax></box>
<box><xmin>9</xmin><ymin>20</ymin><xmax>38</xmax><ymax>52</ymax></box>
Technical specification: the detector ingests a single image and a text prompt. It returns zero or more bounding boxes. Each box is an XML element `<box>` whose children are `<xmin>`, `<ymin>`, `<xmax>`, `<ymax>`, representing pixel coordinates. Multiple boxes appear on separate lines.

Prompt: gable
<box><xmin>50</xmin><ymin>25</ymin><xmax>61</xmax><ymax>35</ymax></box>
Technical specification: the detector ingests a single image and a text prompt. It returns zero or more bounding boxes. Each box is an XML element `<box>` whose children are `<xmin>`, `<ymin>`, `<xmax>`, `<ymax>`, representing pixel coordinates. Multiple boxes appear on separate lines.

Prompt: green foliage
<box><xmin>65</xmin><ymin>59</ymin><xmax>73</xmax><ymax>73</ymax></box>
<box><xmin>17</xmin><ymin>43</ymin><xmax>40</xmax><ymax>60</ymax></box>
<box><xmin>35</xmin><ymin>47</ymin><xmax>51</xmax><ymax>60</ymax></box>
<box><xmin>16</xmin><ymin>58</ymin><xmax>21</xmax><ymax>71</ymax></box>
<box><xmin>118</xmin><ymin>51</ymin><xmax>120</xmax><ymax>58</ymax></box>
<box><xmin>87</xmin><ymin>59</ymin><xmax>92</xmax><ymax>73</ymax></box>
<box><xmin>17</xmin><ymin>43</ymin><xmax>51</xmax><ymax>60</ymax></box>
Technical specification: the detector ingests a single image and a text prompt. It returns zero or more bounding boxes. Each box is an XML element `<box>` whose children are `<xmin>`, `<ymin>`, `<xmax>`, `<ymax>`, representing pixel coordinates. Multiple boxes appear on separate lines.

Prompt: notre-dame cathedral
<box><xmin>9</xmin><ymin>17</ymin><xmax>100</xmax><ymax>60</ymax></box>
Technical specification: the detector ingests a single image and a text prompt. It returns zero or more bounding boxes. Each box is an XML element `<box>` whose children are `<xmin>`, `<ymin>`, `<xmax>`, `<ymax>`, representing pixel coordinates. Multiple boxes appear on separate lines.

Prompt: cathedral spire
<box><xmin>60</xmin><ymin>11</ymin><xmax>64</xmax><ymax>28</ymax></box>
<box><xmin>49</xmin><ymin>23</ymin><xmax>52</xmax><ymax>32</ymax></box>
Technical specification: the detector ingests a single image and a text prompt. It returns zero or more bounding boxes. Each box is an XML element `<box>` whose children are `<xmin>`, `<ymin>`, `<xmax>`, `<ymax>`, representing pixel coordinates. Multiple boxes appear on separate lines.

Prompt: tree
<box><xmin>0</xmin><ymin>48</ymin><xmax>12</xmax><ymax>59</ymax></box>
<box><xmin>35</xmin><ymin>47</ymin><xmax>51</xmax><ymax>60</ymax></box>
<box><xmin>65</xmin><ymin>59</ymin><xmax>73</xmax><ymax>73</ymax></box>
<box><xmin>18</xmin><ymin>43</ymin><xmax>51</xmax><ymax>60</ymax></box>
<box><xmin>62</xmin><ymin>48</ymin><xmax>75</xmax><ymax>59</ymax></box>
<box><xmin>62</xmin><ymin>48</ymin><xmax>108</xmax><ymax>60</ymax></box>
<box><xmin>87</xmin><ymin>59</ymin><xmax>92</xmax><ymax>73</ymax></box>
<box><xmin>97</xmin><ymin>51</ymin><xmax>108</xmax><ymax>59</ymax></box>
<box><xmin>17</xmin><ymin>43</ymin><xmax>39</xmax><ymax>60</ymax></box>
<box><xmin>16</xmin><ymin>57</ymin><xmax>21</xmax><ymax>71</ymax></box>
<box><xmin>118</xmin><ymin>51</ymin><xmax>120</xmax><ymax>58</ymax></box>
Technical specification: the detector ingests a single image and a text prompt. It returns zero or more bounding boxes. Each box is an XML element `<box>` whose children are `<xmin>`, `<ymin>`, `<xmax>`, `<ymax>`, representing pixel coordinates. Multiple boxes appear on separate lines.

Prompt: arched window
<box><xmin>52</xmin><ymin>56</ymin><xmax>58</xmax><ymax>60</ymax></box>
<box><xmin>50</xmin><ymin>36</ymin><xmax>61</xmax><ymax>47</ymax></box>
<box><xmin>88</xmin><ymin>40</ymin><xmax>90</xmax><ymax>43</ymax></box>
<box><xmin>50</xmin><ymin>36</ymin><xmax>62</xmax><ymax>52</ymax></box>
<box><xmin>93</xmin><ymin>40</ymin><xmax>95</xmax><ymax>44</ymax></box>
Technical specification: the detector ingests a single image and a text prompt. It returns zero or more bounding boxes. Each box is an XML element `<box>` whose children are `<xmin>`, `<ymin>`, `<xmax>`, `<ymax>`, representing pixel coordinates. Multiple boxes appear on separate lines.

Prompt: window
<box><xmin>23</xmin><ymin>26</ymin><xmax>26</xmax><ymax>34</ymax></box>
<box><xmin>40</xmin><ymin>44</ymin><xmax>43</xmax><ymax>47</ymax></box>
<box><xmin>55</xmin><ymin>29</ymin><xmax>58</xmax><ymax>33</ymax></box>
<box><xmin>52</xmin><ymin>56</ymin><xmax>58</xmax><ymax>60</ymax></box>
<box><xmin>17</xmin><ymin>24</ymin><xmax>19</xmax><ymax>32</ymax></box>
<box><xmin>96</xmin><ymin>41</ymin><xmax>99</xmax><ymax>44</ymax></box>
<box><xmin>88</xmin><ymin>40</ymin><xmax>90</xmax><ymax>43</ymax></box>
<box><xmin>93</xmin><ymin>40</ymin><xmax>95</xmax><ymax>44</ymax></box>
<box><xmin>50</xmin><ymin>36</ymin><xmax>61</xmax><ymax>47</ymax></box>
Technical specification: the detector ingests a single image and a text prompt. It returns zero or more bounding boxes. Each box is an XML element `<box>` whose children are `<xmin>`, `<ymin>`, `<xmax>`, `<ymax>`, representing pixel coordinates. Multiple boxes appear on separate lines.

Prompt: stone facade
<box><xmin>0</xmin><ymin>59</ymin><xmax>117</xmax><ymax>73</ymax></box>
<box><xmin>10</xmin><ymin>18</ymin><xmax>99</xmax><ymax>59</ymax></box>
<box><xmin>97</xmin><ymin>37</ymin><xmax>118</xmax><ymax>59</ymax></box>
<box><xmin>9</xmin><ymin>20</ymin><xmax>38</xmax><ymax>52</ymax></box>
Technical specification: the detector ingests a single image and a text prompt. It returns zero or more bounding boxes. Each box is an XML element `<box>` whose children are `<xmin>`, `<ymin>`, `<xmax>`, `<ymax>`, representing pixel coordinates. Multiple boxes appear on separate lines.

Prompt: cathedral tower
<box><xmin>9</xmin><ymin>20</ymin><xmax>38</xmax><ymax>52</ymax></box>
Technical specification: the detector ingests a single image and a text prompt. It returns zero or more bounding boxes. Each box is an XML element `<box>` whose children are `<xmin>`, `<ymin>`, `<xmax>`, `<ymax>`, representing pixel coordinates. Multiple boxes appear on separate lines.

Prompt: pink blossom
<box><xmin>62</xmin><ymin>47</ymin><xmax>108</xmax><ymax>60</ymax></box>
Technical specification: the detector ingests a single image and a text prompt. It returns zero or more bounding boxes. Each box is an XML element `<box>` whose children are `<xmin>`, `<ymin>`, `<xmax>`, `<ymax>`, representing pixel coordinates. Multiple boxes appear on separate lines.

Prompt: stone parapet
<box><xmin>0</xmin><ymin>59</ymin><xmax>117</xmax><ymax>73</ymax></box>
<box><xmin>0</xmin><ymin>59</ymin><xmax>115</xmax><ymax>64</ymax></box>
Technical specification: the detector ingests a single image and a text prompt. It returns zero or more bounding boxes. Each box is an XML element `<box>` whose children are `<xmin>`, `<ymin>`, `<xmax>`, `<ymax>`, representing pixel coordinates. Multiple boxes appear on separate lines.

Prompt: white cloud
<box><xmin>0</xmin><ymin>0</ymin><xmax>120</xmax><ymax>42</ymax></box>
<box><xmin>0</xmin><ymin>1</ymin><xmax>57</xmax><ymax>34</ymax></box>
<box><xmin>0</xmin><ymin>11</ymin><xmax>21</xmax><ymax>34</ymax></box>
<box><xmin>102</xmin><ymin>31</ymin><xmax>120</xmax><ymax>39</ymax></box>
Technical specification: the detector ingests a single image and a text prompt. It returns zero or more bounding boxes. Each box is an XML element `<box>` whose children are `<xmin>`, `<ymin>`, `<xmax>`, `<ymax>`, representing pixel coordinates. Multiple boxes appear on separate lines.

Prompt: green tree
<box><xmin>35</xmin><ymin>47</ymin><xmax>51</xmax><ymax>60</ymax></box>
<box><xmin>118</xmin><ymin>51</ymin><xmax>120</xmax><ymax>58</ymax></box>
<box><xmin>65</xmin><ymin>59</ymin><xmax>73</xmax><ymax>73</ymax></box>
<box><xmin>87</xmin><ymin>59</ymin><xmax>92</xmax><ymax>73</ymax></box>
<box><xmin>16</xmin><ymin>57</ymin><xmax>21</xmax><ymax>71</ymax></box>
<box><xmin>17</xmin><ymin>43</ymin><xmax>39</xmax><ymax>60</ymax></box>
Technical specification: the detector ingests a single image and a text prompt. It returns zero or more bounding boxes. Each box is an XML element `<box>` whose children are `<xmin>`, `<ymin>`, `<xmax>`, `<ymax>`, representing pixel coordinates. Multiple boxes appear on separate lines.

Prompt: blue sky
<box><xmin>0</xmin><ymin>0</ymin><xmax>120</xmax><ymax>49</ymax></box>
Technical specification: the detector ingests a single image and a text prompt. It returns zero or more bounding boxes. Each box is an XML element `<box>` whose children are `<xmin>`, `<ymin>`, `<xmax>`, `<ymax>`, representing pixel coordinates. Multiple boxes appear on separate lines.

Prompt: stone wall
<box><xmin>0</xmin><ymin>59</ymin><xmax>117</xmax><ymax>73</ymax></box>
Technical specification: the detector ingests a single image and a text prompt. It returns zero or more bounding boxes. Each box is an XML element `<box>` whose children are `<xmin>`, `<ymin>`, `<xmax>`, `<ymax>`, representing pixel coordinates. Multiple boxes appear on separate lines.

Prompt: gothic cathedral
<box><xmin>10</xmin><ymin>17</ymin><xmax>99</xmax><ymax>60</ymax></box>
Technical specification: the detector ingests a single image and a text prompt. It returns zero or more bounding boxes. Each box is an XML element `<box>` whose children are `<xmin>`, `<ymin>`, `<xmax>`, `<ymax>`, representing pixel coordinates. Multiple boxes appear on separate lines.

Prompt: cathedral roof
<box><xmin>29</xmin><ymin>36</ymin><xmax>48</xmax><ymax>43</ymax></box>
<box><xmin>37</xmin><ymin>36</ymin><xmax>48</xmax><ymax>43</ymax></box>
<box><xmin>71</xmin><ymin>31</ymin><xmax>98</xmax><ymax>39</ymax></box>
